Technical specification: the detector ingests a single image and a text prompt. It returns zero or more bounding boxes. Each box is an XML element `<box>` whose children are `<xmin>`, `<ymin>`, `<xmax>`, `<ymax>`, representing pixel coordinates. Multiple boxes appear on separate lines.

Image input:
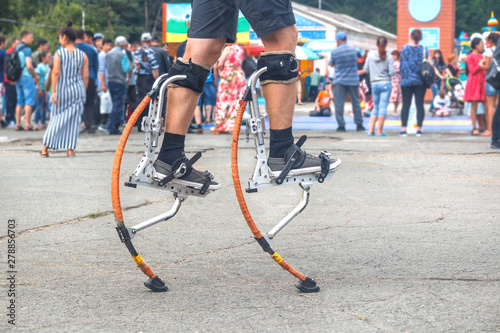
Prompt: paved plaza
<box><xmin>1</xmin><ymin>107</ymin><xmax>499</xmax><ymax>332</ymax></box>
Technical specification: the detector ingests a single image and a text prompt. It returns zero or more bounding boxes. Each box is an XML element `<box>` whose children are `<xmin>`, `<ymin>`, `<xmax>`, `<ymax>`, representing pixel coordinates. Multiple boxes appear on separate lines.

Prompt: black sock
<box><xmin>157</xmin><ymin>132</ymin><xmax>185</xmax><ymax>165</ymax></box>
<box><xmin>269</xmin><ymin>127</ymin><xmax>294</xmax><ymax>158</ymax></box>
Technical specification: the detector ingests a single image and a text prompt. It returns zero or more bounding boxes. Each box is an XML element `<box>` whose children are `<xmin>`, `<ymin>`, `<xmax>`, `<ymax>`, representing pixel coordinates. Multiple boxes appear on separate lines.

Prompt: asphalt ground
<box><xmin>0</xmin><ymin>104</ymin><xmax>499</xmax><ymax>332</ymax></box>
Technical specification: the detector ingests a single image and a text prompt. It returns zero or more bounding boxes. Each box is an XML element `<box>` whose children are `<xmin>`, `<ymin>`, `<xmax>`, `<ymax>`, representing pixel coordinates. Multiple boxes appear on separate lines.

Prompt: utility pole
<box><xmin>145</xmin><ymin>0</ymin><xmax>149</xmax><ymax>31</ymax></box>
<box><xmin>319</xmin><ymin>0</ymin><xmax>322</xmax><ymax>10</ymax></box>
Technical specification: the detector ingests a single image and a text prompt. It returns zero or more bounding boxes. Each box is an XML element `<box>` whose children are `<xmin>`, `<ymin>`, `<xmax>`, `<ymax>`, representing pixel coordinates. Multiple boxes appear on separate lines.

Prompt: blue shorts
<box><xmin>197</xmin><ymin>82</ymin><xmax>217</xmax><ymax>107</ymax></box>
<box><xmin>485</xmin><ymin>82</ymin><xmax>500</xmax><ymax>96</ymax></box>
<box><xmin>16</xmin><ymin>76</ymin><xmax>36</xmax><ymax>107</ymax></box>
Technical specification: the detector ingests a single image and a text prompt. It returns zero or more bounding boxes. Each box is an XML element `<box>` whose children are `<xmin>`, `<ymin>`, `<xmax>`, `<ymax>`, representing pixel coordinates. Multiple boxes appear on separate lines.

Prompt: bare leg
<box><xmin>260</xmin><ymin>25</ymin><xmax>298</xmax><ymax>130</ymax></box>
<box><xmin>368</xmin><ymin>115</ymin><xmax>377</xmax><ymax>135</ymax></box>
<box><xmin>15</xmin><ymin>105</ymin><xmax>23</xmax><ymax>127</ymax></box>
<box><xmin>24</xmin><ymin>105</ymin><xmax>33</xmax><ymax>128</ymax></box>
<box><xmin>297</xmin><ymin>80</ymin><xmax>303</xmax><ymax>104</ymax></box>
<box><xmin>164</xmin><ymin>38</ymin><xmax>226</xmax><ymax>135</ymax></box>
<box><xmin>471</xmin><ymin>101</ymin><xmax>478</xmax><ymax>135</ymax></box>
<box><xmin>376</xmin><ymin>116</ymin><xmax>386</xmax><ymax>135</ymax></box>
<box><xmin>205</xmin><ymin>105</ymin><xmax>213</xmax><ymax>124</ymax></box>
<box><xmin>481</xmin><ymin>95</ymin><xmax>496</xmax><ymax>136</ymax></box>
<box><xmin>477</xmin><ymin>114</ymin><xmax>486</xmax><ymax>131</ymax></box>
<box><xmin>393</xmin><ymin>102</ymin><xmax>399</xmax><ymax>116</ymax></box>
<box><xmin>194</xmin><ymin>105</ymin><xmax>203</xmax><ymax>125</ymax></box>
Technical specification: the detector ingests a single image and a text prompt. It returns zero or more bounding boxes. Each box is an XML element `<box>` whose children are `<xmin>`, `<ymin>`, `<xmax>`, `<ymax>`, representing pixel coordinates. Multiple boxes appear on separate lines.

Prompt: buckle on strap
<box><xmin>158</xmin><ymin>152</ymin><xmax>202</xmax><ymax>187</ymax></box>
<box><xmin>317</xmin><ymin>151</ymin><xmax>331</xmax><ymax>183</ymax></box>
<box><xmin>276</xmin><ymin>135</ymin><xmax>307</xmax><ymax>185</ymax></box>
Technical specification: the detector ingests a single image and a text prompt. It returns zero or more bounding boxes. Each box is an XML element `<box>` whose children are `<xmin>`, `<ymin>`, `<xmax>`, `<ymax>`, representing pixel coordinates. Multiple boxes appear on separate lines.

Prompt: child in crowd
<box><xmin>310</xmin><ymin>81</ymin><xmax>332</xmax><ymax>117</ymax></box>
<box><xmin>34</xmin><ymin>51</ymin><xmax>51</xmax><ymax>130</ymax></box>
<box><xmin>433</xmin><ymin>89</ymin><xmax>451</xmax><ymax>117</ymax></box>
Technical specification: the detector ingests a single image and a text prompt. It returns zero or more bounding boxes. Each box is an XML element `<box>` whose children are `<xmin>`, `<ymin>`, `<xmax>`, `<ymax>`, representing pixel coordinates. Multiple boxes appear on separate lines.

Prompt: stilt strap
<box><xmin>276</xmin><ymin>135</ymin><xmax>307</xmax><ymax>185</ymax></box>
<box><xmin>158</xmin><ymin>152</ymin><xmax>202</xmax><ymax>187</ymax></box>
<box><xmin>318</xmin><ymin>151</ymin><xmax>331</xmax><ymax>183</ymax></box>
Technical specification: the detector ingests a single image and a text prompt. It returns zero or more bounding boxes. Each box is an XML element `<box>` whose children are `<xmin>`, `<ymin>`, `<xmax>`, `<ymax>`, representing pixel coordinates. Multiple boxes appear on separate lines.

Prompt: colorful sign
<box><xmin>410</xmin><ymin>28</ymin><xmax>440</xmax><ymax>49</ymax></box>
<box><xmin>163</xmin><ymin>3</ymin><xmax>249</xmax><ymax>43</ymax></box>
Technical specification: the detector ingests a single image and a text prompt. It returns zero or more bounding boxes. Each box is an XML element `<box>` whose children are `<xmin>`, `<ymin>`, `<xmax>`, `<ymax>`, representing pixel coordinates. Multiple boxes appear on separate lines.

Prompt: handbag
<box><xmin>100</xmin><ymin>91</ymin><xmax>112</xmax><ymax>114</ymax></box>
<box><xmin>419</xmin><ymin>46</ymin><xmax>435</xmax><ymax>88</ymax></box>
<box><xmin>486</xmin><ymin>48</ymin><xmax>500</xmax><ymax>90</ymax></box>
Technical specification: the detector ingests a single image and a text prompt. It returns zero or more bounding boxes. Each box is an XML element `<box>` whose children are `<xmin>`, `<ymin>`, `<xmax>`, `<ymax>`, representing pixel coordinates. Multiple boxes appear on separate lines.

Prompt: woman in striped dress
<box><xmin>41</xmin><ymin>21</ymin><xmax>88</xmax><ymax>157</ymax></box>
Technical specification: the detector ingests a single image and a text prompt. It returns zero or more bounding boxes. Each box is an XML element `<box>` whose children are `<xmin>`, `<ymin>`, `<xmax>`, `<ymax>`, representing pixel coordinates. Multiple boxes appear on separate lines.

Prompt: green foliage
<box><xmin>455</xmin><ymin>0</ymin><xmax>500</xmax><ymax>37</ymax></box>
<box><xmin>2</xmin><ymin>0</ymin><xmax>500</xmax><ymax>51</ymax></box>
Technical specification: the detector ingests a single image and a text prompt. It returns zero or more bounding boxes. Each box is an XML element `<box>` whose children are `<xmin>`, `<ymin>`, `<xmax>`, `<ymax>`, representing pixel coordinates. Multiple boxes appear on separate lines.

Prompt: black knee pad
<box><xmin>257</xmin><ymin>51</ymin><xmax>299</xmax><ymax>85</ymax></box>
<box><xmin>167</xmin><ymin>58</ymin><xmax>210</xmax><ymax>94</ymax></box>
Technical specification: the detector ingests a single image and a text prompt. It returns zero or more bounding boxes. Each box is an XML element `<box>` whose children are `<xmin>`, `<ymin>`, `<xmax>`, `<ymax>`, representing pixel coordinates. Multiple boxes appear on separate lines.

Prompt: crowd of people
<box><xmin>1</xmin><ymin>24</ymin><xmax>500</xmax><ymax>155</ymax></box>
<box><xmin>303</xmin><ymin>29</ymin><xmax>500</xmax><ymax>147</ymax></box>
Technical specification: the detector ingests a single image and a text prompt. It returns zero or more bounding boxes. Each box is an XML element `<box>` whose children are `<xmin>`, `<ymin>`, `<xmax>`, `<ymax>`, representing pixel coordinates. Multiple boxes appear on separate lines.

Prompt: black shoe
<box><xmin>268</xmin><ymin>144</ymin><xmax>342</xmax><ymax>178</ymax></box>
<box><xmin>80</xmin><ymin>127</ymin><xmax>88</xmax><ymax>134</ymax></box>
<box><xmin>356</xmin><ymin>124</ymin><xmax>366</xmax><ymax>131</ymax></box>
<box><xmin>491</xmin><ymin>140</ymin><xmax>500</xmax><ymax>149</ymax></box>
<box><xmin>336</xmin><ymin>126</ymin><xmax>346</xmax><ymax>132</ymax></box>
<box><xmin>87</xmin><ymin>126</ymin><xmax>97</xmax><ymax>134</ymax></box>
<box><xmin>0</xmin><ymin>120</ymin><xmax>7</xmax><ymax>129</ymax></box>
<box><xmin>153</xmin><ymin>155</ymin><xmax>221</xmax><ymax>191</ymax></box>
<box><xmin>187</xmin><ymin>126</ymin><xmax>196</xmax><ymax>134</ymax></box>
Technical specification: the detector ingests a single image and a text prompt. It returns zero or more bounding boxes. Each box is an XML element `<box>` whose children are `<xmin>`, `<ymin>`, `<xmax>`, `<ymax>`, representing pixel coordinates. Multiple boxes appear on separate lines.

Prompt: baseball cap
<box><xmin>94</xmin><ymin>33</ymin><xmax>104</xmax><ymax>40</ymax></box>
<box><xmin>141</xmin><ymin>33</ymin><xmax>152</xmax><ymax>42</ymax></box>
<box><xmin>115</xmin><ymin>36</ymin><xmax>128</xmax><ymax>46</ymax></box>
<box><xmin>336</xmin><ymin>31</ymin><xmax>347</xmax><ymax>41</ymax></box>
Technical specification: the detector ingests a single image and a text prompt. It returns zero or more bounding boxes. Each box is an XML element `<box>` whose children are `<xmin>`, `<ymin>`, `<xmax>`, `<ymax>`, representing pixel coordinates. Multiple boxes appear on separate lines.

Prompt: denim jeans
<box><xmin>34</xmin><ymin>91</ymin><xmax>47</xmax><ymax>125</ymax></box>
<box><xmin>430</xmin><ymin>81</ymin><xmax>442</xmax><ymax>110</ymax></box>
<box><xmin>107</xmin><ymin>81</ymin><xmax>126</xmax><ymax>134</ymax></box>
<box><xmin>371</xmin><ymin>82</ymin><xmax>392</xmax><ymax>117</ymax></box>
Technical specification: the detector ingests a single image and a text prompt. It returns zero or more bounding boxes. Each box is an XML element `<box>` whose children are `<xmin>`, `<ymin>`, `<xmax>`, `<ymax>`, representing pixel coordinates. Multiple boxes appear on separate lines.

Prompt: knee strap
<box><xmin>167</xmin><ymin>58</ymin><xmax>210</xmax><ymax>94</ymax></box>
<box><xmin>257</xmin><ymin>51</ymin><xmax>299</xmax><ymax>85</ymax></box>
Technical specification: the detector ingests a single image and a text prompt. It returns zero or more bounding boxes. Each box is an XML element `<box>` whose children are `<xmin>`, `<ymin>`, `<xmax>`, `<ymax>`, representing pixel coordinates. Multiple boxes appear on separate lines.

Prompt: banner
<box><xmin>163</xmin><ymin>3</ymin><xmax>249</xmax><ymax>43</ymax></box>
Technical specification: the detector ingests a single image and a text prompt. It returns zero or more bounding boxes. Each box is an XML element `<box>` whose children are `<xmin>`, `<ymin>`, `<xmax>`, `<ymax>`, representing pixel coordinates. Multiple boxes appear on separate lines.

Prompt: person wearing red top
<box><xmin>464</xmin><ymin>37</ymin><xmax>489</xmax><ymax>136</ymax></box>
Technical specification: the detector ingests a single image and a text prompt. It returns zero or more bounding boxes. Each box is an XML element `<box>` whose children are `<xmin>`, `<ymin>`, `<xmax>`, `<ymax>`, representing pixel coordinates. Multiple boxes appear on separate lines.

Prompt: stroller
<box><xmin>445</xmin><ymin>77</ymin><xmax>465</xmax><ymax>112</ymax></box>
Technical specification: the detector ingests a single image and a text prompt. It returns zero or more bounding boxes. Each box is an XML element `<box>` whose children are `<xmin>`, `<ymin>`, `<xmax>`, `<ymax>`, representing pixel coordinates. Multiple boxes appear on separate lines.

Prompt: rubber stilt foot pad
<box><xmin>144</xmin><ymin>276</ymin><xmax>169</xmax><ymax>292</ymax></box>
<box><xmin>296</xmin><ymin>277</ymin><xmax>320</xmax><ymax>293</ymax></box>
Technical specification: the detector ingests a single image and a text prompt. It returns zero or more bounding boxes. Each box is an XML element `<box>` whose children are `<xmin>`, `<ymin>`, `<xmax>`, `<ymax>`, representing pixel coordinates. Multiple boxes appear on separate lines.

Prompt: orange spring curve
<box><xmin>230</xmin><ymin>99</ymin><xmax>306</xmax><ymax>281</ymax></box>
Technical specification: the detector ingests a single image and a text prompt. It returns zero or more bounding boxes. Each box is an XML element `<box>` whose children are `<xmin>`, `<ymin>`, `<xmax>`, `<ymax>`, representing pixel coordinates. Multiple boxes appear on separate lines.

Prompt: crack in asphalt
<box><xmin>0</xmin><ymin>198</ymin><xmax>172</xmax><ymax>241</ymax></box>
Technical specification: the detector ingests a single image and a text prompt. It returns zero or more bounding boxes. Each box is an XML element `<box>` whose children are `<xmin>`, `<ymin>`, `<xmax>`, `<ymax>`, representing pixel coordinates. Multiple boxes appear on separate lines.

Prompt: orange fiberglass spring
<box><xmin>111</xmin><ymin>96</ymin><xmax>151</xmax><ymax>224</ymax></box>
<box><xmin>230</xmin><ymin>99</ymin><xmax>307</xmax><ymax>282</ymax></box>
<box><xmin>111</xmin><ymin>95</ymin><xmax>165</xmax><ymax>289</ymax></box>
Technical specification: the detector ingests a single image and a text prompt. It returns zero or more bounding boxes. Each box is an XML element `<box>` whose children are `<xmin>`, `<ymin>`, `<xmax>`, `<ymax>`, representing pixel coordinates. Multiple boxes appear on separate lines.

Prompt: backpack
<box><xmin>419</xmin><ymin>46</ymin><xmax>435</xmax><ymax>88</ymax></box>
<box><xmin>5</xmin><ymin>44</ymin><xmax>29</xmax><ymax>82</ymax></box>
<box><xmin>241</xmin><ymin>56</ymin><xmax>257</xmax><ymax>78</ymax></box>
<box><xmin>486</xmin><ymin>47</ymin><xmax>500</xmax><ymax>90</ymax></box>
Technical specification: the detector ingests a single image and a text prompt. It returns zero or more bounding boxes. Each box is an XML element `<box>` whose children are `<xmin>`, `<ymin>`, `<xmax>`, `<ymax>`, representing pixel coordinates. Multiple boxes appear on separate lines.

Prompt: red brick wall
<box><xmin>397</xmin><ymin>0</ymin><xmax>455</xmax><ymax>99</ymax></box>
<box><xmin>397</xmin><ymin>0</ymin><xmax>455</xmax><ymax>56</ymax></box>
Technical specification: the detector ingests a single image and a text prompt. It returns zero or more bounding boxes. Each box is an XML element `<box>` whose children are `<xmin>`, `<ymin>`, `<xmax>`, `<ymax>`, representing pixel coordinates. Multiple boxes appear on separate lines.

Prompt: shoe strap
<box><xmin>198</xmin><ymin>170</ymin><xmax>214</xmax><ymax>195</ymax></box>
<box><xmin>158</xmin><ymin>152</ymin><xmax>202</xmax><ymax>187</ymax></box>
<box><xmin>318</xmin><ymin>151</ymin><xmax>331</xmax><ymax>183</ymax></box>
<box><xmin>276</xmin><ymin>135</ymin><xmax>307</xmax><ymax>185</ymax></box>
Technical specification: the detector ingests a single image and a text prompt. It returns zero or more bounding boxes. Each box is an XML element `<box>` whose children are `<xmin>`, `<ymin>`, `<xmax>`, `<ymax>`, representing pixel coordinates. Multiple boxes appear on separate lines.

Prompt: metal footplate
<box><xmin>123</xmin><ymin>74</ymin><xmax>215</xmax><ymax>199</ymax></box>
<box><xmin>243</xmin><ymin>67</ymin><xmax>341</xmax><ymax>193</ymax></box>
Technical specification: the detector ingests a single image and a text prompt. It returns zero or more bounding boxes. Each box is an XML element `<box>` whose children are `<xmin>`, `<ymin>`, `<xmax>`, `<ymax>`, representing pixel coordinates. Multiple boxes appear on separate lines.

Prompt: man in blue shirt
<box><xmin>76</xmin><ymin>29</ymin><xmax>99</xmax><ymax>133</ymax></box>
<box><xmin>15</xmin><ymin>30</ymin><xmax>36</xmax><ymax>131</ymax></box>
<box><xmin>133</xmin><ymin>32</ymin><xmax>159</xmax><ymax>131</ymax></box>
<box><xmin>329</xmin><ymin>31</ymin><xmax>365</xmax><ymax>132</ymax></box>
